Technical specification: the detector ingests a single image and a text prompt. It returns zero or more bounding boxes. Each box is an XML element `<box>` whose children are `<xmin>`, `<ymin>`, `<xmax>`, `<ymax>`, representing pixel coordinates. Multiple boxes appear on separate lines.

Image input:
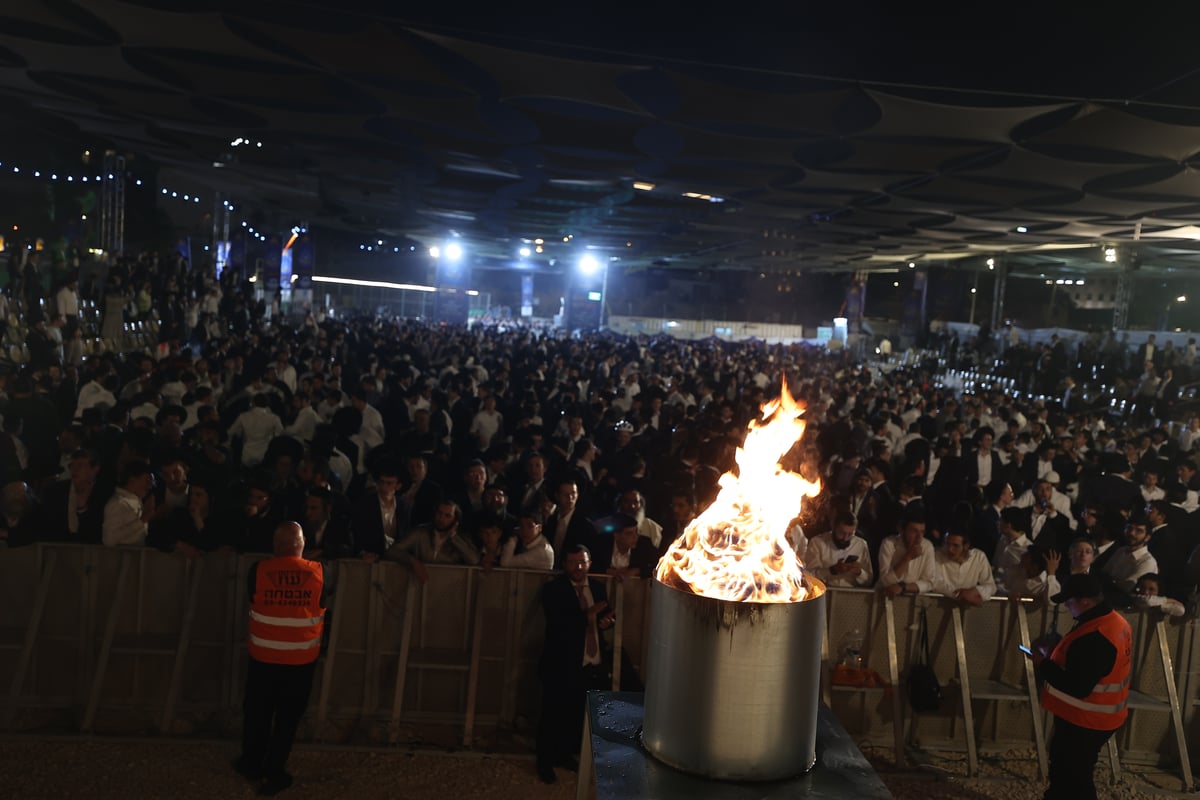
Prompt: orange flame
<box><xmin>655</xmin><ymin>379</ymin><xmax>822</xmax><ymax>603</ymax></box>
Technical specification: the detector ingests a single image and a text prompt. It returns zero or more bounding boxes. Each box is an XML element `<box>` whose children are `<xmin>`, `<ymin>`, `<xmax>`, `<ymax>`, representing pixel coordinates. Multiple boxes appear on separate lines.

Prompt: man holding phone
<box><xmin>1023</xmin><ymin>573</ymin><xmax>1132</xmax><ymax>800</ymax></box>
<box><xmin>806</xmin><ymin>510</ymin><xmax>874</xmax><ymax>588</ymax></box>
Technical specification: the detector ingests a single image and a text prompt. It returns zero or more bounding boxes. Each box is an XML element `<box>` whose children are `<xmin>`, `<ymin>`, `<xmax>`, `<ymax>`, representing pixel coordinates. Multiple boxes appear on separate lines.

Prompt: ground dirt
<box><xmin>0</xmin><ymin>738</ymin><xmax>1190</xmax><ymax>799</ymax></box>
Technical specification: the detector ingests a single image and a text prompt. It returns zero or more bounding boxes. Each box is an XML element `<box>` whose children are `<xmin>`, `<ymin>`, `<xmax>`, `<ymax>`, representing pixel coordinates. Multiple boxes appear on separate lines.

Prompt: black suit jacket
<box><xmin>965</xmin><ymin>449</ymin><xmax>1004</xmax><ymax>489</ymax></box>
<box><xmin>36</xmin><ymin>478</ymin><xmax>112</xmax><ymax>545</ymax></box>
<box><xmin>538</xmin><ymin>575</ymin><xmax>610</xmax><ymax>683</ymax></box>
<box><xmin>590</xmin><ymin>536</ymin><xmax>659</xmax><ymax>579</ymax></box>
<box><xmin>544</xmin><ymin>509</ymin><xmax>597</xmax><ymax>568</ymax></box>
<box><xmin>402</xmin><ymin>479</ymin><xmax>444</xmax><ymax>530</ymax></box>
<box><xmin>1021</xmin><ymin>507</ymin><xmax>1071</xmax><ymax>554</ymax></box>
<box><xmin>352</xmin><ymin>493</ymin><xmax>397</xmax><ymax>557</ymax></box>
<box><xmin>1082</xmin><ymin>473</ymin><xmax>1141</xmax><ymax>517</ymax></box>
<box><xmin>306</xmin><ymin>515</ymin><xmax>356</xmax><ymax>561</ymax></box>
<box><xmin>1147</xmin><ymin>524</ymin><xmax>1191</xmax><ymax>600</ymax></box>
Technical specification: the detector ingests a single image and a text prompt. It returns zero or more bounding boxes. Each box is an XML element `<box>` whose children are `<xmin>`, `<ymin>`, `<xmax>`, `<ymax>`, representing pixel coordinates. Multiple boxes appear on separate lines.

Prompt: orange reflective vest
<box><xmin>247</xmin><ymin>556</ymin><xmax>324</xmax><ymax>665</ymax></box>
<box><xmin>1040</xmin><ymin>610</ymin><xmax>1132</xmax><ymax>730</ymax></box>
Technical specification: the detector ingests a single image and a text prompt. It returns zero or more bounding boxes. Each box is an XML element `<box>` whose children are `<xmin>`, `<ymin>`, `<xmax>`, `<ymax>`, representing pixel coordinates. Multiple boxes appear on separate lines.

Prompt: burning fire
<box><xmin>656</xmin><ymin>379</ymin><xmax>822</xmax><ymax>603</ymax></box>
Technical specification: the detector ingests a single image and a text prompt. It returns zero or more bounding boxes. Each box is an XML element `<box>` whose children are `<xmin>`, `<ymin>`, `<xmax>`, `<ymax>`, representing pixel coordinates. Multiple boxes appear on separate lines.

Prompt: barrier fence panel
<box><xmin>1</xmin><ymin>543</ymin><xmax>1198</xmax><ymax>786</ymax></box>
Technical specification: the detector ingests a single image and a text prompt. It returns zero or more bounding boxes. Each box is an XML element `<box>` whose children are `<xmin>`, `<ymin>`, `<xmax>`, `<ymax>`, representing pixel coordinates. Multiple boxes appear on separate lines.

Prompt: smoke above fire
<box><xmin>655</xmin><ymin>379</ymin><xmax>822</xmax><ymax>603</ymax></box>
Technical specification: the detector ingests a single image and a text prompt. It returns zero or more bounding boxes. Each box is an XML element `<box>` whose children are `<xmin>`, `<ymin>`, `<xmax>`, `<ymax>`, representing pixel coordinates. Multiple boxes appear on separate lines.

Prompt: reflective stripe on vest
<box><xmin>249</xmin><ymin>610</ymin><xmax>325</xmax><ymax>628</ymax></box>
<box><xmin>249</xmin><ymin>633</ymin><xmax>322</xmax><ymax>651</ymax></box>
<box><xmin>1044</xmin><ymin>684</ymin><xmax>1129</xmax><ymax>715</ymax></box>
<box><xmin>247</xmin><ymin>556</ymin><xmax>324</xmax><ymax>665</ymax></box>
<box><xmin>1040</xmin><ymin>609</ymin><xmax>1132</xmax><ymax>731</ymax></box>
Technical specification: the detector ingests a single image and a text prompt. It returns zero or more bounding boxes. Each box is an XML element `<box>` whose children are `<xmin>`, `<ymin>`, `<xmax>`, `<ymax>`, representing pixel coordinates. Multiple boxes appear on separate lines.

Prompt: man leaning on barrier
<box><xmin>1026</xmin><ymin>573</ymin><xmax>1132</xmax><ymax>800</ymax></box>
<box><xmin>235</xmin><ymin>521</ymin><xmax>326</xmax><ymax>797</ymax></box>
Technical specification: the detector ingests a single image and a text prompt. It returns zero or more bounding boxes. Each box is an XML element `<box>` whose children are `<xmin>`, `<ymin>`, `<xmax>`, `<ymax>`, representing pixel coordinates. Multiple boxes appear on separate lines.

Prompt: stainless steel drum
<box><xmin>641</xmin><ymin>577</ymin><xmax>826</xmax><ymax>781</ymax></box>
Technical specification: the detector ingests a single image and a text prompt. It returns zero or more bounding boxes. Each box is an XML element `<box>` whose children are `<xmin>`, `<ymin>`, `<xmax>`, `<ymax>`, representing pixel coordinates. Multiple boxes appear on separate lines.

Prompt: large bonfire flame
<box><xmin>656</xmin><ymin>379</ymin><xmax>822</xmax><ymax>603</ymax></box>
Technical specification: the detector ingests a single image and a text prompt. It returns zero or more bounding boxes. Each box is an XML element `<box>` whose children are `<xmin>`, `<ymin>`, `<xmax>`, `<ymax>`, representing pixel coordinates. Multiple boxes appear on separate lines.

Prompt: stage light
<box><xmin>429</xmin><ymin>246</ymin><xmax>440</xmax><ymax>259</ymax></box>
<box><xmin>579</xmin><ymin>254</ymin><xmax>600</xmax><ymax>274</ymax></box>
<box><xmin>633</xmin><ymin>182</ymin><xmax>655</xmax><ymax>191</ymax></box>
<box><xmin>519</xmin><ymin>247</ymin><xmax>531</xmax><ymax>257</ymax></box>
<box><xmin>987</xmin><ymin>258</ymin><xmax>995</xmax><ymax>269</ymax></box>
<box><xmin>444</xmin><ymin>242</ymin><xmax>463</xmax><ymax>261</ymax></box>
<box><xmin>1016</xmin><ymin>226</ymin><xmax>1028</xmax><ymax>233</ymax></box>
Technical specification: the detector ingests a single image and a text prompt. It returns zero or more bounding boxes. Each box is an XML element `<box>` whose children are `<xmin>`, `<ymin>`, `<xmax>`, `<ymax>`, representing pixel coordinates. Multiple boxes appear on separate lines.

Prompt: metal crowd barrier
<box><xmin>0</xmin><ymin>545</ymin><xmax>1195</xmax><ymax>787</ymax></box>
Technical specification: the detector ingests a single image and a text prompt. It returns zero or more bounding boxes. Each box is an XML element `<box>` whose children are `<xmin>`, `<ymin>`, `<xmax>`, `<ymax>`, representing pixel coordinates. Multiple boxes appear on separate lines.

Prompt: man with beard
<box><xmin>616</xmin><ymin>488</ymin><xmax>663</xmax><ymax>551</ymax></box>
<box><xmin>805</xmin><ymin>510</ymin><xmax>874</xmax><ymax>588</ymax></box>
<box><xmin>386</xmin><ymin>500</ymin><xmax>480</xmax><ymax>583</ymax></box>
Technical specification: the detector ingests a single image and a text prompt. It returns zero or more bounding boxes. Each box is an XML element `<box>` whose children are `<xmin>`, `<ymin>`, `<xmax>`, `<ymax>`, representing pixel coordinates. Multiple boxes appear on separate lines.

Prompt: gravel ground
<box><xmin>0</xmin><ymin>738</ymin><xmax>1188</xmax><ymax>799</ymax></box>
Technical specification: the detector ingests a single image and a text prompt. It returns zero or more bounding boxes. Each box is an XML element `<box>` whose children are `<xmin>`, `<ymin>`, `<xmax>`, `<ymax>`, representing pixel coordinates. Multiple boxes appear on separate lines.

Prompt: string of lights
<box><xmin>0</xmin><ymin>161</ymin><xmax>322</xmax><ymax>250</ymax></box>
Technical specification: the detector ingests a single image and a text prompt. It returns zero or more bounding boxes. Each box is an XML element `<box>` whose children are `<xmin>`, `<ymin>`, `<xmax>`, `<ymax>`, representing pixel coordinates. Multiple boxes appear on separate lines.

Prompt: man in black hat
<box><xmin>1026</xmin><ymin>573</ymin><xmax>1132</xmax><ymax>800</ymax></box>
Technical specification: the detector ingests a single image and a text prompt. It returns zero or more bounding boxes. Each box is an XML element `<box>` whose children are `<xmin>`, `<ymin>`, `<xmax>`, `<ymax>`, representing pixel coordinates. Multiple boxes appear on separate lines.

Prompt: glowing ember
<box><xmin>656</xmin><ymin>379</ymin><xmax>822</xmax><ymax>603</ymax></box>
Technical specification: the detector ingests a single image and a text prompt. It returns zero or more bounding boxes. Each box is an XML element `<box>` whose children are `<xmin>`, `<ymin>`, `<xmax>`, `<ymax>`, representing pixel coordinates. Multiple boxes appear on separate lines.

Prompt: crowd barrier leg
<box><xmin>1152</xmin><ymin>618</ymin><xmax>1190</xmax><ymax>791</ymax></box>
<box><xmin>159</xmin><ymin>558</ymin><xmax>204</xmax><ymax>733</ymax></box>
<box><xmin>81</xmin><ymin>553</ymin><xmax>132</xmax><ymax>732</ymax></box>
<box><xmin>498</xmin><ymin>571</ymin><xmax>522</xmax><ymax>729</ymax></box>
<box><xmin>1016</xmin><ymin>602</ymin><xmax>1048</xmax><ymax>778</ymax></box>
<box><xmin>315</xmin><ymin>566</ymin><xmax>348</xmax><ymax>739</ymax></box>
<box><xmin>462</xmin><ymin>574</ymin><xmax>488</xmax><ymax>747</ymax></box>
<box><xmin>388</xmin><ymin>569</ymin><xmax>479</xmax><ymax>744</ymax></box>
<box><xmin>1107</xmin><ymin>738</ymin><xmax>1121</xmax><ymax>781</ymax></box>
<box><xmin>219</xmin><ymin>554</ymin><xmax>239</xmax><ymax>711</ymax></box>
<box><xmin>389</xmin><ymin>581</ymin><xmax>420</xmax><ymax>744</ymax></box>
<box><xmin>3</xmin><ymin>548</ymin><xmax>57</xmax><ymax>729</ymax></box>
<box><xmin>362</xmin><ymin>563</ymin><xmax>385</xmax><ymax>720</ymax></box>
<box><xmin>883</xmin><ymin>596</ymin><xmax>906</xmax><ymax>768</ymax></box>
<box><xmin>949</xmin><ymin>606</ymin><xmax>979</xmax><ymax>776</ymax></box>
<box><xmin>1153</xmin><ymin>618</ymin><xmax>1193</xmax><ymax>790</ymax></box>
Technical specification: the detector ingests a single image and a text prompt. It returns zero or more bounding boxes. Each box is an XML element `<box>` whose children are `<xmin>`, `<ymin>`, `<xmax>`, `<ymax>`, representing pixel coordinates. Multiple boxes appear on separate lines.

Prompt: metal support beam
<box><xmin>1114</xmin><ymin>249</ymin><xmax>1134</xmax><ymax>330</ymax></box>
<box><xmin>990</xmin><ymin>260</ymin><xmax>1008</xmax><ymax>330</ymax></box>
<box><xmin>99</xmin><ymin>152</ymin><xmax>126</xmax><ymax>255</ymax></box>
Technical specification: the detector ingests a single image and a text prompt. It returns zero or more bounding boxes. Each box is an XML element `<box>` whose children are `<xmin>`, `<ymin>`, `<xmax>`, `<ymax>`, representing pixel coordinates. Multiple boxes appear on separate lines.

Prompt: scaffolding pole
<box><xmin>99</xmin><ymin>152</ymin><xmax>126</xmax><ymax>255</ymax></box>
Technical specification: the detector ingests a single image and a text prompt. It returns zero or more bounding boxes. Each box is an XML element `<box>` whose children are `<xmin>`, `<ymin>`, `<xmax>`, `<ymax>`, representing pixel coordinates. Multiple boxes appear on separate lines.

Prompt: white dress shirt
<box><xmin>878</xmin><ymin>535</ymin><xmax>936</xmax><ymax>592</ymax></box>
<box><xmin>805</xmin><ymin>531</ymin><xmax>873</xmax><ymax>588</ymax></box>
<box><xmin>102</xmin><ymin>488</ymin><xmax>147</xmax><ymax>547</ymax></box>
<box><xmin>932</xmin><ymin>549</ymin><xmax>997</xmax><ymax>601</ymax></box>
<box><xmin>229</xmin><ymin>407</ymin><xmax>283</xmax><ymax>467</ymax></box>
<box><xmin>500</xmin><ymin>534</ymin><xmax>554</xmax><ymax>570</ymax></box>
<box><xmin>285</xmin><ymin>406</ymin><xmax>322</xmax><ymax>443</ymax></box>
<box><xmin>1103</xmin><ymin>545</ymin><xmax>1158</xmax><ymax>592</ymax></box>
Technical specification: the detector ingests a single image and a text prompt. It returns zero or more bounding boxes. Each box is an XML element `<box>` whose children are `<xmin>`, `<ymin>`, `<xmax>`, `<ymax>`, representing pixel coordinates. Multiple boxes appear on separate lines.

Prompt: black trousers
<box><xmin>1044</xmin><ymin>716</ymin><xmax>1116</xmax><ymax>800</ymax></box>
<box><xmin>536</xmin><ymin>664</ymin><xmax>610</xmax><ymax>772</ymax></box>
<box><xmin>241</xmin><ymin>658</ymin><xmax>317</xmax><ymax>780</ymax></box>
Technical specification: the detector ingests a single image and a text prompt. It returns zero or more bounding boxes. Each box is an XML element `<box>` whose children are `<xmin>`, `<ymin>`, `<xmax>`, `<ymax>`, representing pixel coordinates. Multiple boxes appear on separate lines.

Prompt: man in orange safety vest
<box><xmin>1027</xmin><ymin>572</ymin><xmax>1131</xmax><ymax>800</ymax></box>
<box><xmin>234</xmin><ymin>521</ymin><xmax>325</xmax><ymax>796</ymax></box>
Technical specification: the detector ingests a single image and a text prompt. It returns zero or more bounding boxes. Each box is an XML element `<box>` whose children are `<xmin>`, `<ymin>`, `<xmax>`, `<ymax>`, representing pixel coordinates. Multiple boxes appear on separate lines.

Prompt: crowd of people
<box><xmin>0</xmin><ymin>250</ymin><xmax>1196</xmax><ymax>620</ymax></box>
<box><xmin>3</xmin><ymin>247</ymin><xmax>1199</xmax><ymax>792</ymax></box>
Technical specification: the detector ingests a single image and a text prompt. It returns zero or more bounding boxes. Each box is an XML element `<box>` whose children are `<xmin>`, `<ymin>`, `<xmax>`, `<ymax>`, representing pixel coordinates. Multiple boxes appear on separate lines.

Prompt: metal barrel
<box><xmin>642</xmin><ymin>577</ymin><xmax>826</xmax><ymax>781</ymax></box>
